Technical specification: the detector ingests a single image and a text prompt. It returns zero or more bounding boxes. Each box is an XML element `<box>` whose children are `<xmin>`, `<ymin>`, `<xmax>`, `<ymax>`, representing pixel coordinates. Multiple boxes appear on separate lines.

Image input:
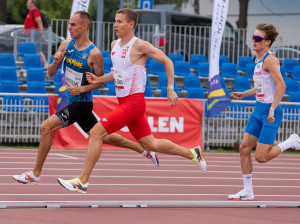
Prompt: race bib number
<box><xmin>254</xmin><ymin>79</ymin><xmax>264</xmax><ymax>99</ymax></box>
<box><xmin>65</xmin><ymin>67</ymin><xmax>83</xmax><ymax>87</ymax></box>
<box><xmin>112</xmin><ymin>68</ymin><xmax>124</xmax><ymax>91</ymax></box>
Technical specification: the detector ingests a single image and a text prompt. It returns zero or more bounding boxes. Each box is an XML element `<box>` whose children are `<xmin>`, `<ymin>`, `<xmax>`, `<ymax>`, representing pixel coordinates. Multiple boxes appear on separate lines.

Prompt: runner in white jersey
<box><xmin>228</xmin><ymin>23</ymin><xmax>300</xmax><ymax>201</ymax></box>
<box><xmin>57</xmin><ymin>8</ymin><xmax>207</xmax><ymax>194</ymax></box>
<box><xmin>111</xmin><ymin>37</ymin><xmax>146</xmax><ymax>97</ymax></box>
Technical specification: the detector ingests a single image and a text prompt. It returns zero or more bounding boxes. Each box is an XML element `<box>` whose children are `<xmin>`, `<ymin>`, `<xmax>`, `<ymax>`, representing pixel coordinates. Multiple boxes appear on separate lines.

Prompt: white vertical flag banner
<box><xmin>207</xmin><ymin>0</ymin><xmax>231</xmax><ymax>117</ymax></box>
<box><xmin>67</xmin><ymin>0</ymin><xmax>91</xmax><ymax>39</ymax></box>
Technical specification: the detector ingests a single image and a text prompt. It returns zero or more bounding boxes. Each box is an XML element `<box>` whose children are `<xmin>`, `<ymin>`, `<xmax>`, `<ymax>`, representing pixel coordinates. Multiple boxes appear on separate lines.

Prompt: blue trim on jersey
<box><xmin>64</xmin><ymin>39</ymin><xmax>96</xmax><ymax>103</ymax></box>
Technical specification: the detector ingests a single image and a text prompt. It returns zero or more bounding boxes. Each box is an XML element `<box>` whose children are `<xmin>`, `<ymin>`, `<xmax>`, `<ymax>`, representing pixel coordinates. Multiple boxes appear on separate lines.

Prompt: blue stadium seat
<box><xmin>234</xmin><ymin>77</ymin><xmax>251</xmax><ymax>92</ymax></box>
<box><xmin>284</xmin><ymin>78</ymin><xmax>300</xmax><ymax>95</ymax></box>
<box><xmin>168</xmin><ymin>53</ymin><xmax>184</xmax><ymax>63</ymax></box>
<box><xmin>27</xmin><ymin>82</ymin><xmax>47</xmax><ymax>94</ymax></box>
<box><xmin>144</xmin><ymin>86</ymin><xmax>153</xmax><ymax>97</ymax></box>
<box><xmin>197</xmin><ymin>62</ymin><xmax>209</xmax><ymax>77</ymax></box>
<box><xmin>103</xmin><ymin>57</ymin><xmax>113</xmax><ymax>74</ymax></box>
<box><xmin>245</xmin><ymin>63</ymin><xmax>255</xmax><ymax>79</ymax></box>
<box><xmin>284</xmin><ymin>58</ymin><xmax>299</xmax><ymax>74</ymax></box>
<box><xmin>100</xmin><ymin>50</ymin><xmax>110</xmax><ymax>58</ymax></box>
<box><xmin>219</xmin><ymin>55</ymin><xmax>230</xmax><ymax>69</ymax></box>
<box><xmin>292</xmin><ymin>66</ymin><xmax>300</xmax><ymax>81</ymax></box>
<box><xmin>158</xmin><ymin>74</ymin><xmax>178</xmax><ymax>90</ymax></box>
<box><xmin>148</xmin><ymin>60</ymin><xmax>166</xmax><ymax>76</ymax></box>
<box><xmin>221</xmin><ymin>63</ymin><xmax>239</xmax><ymax>78</ymax></box>
<box><xmin>145</xmin><ymin>57</ymin><xmax>154</xmax><ymax>68</ymax></box>
<box><xmin>289</xmin><ymin>92</ymin><xmax>300</xmax><ymax>102</ymax></box>
<box><xmin>23</xmin><ymin>54</ymin><xmax>46</xmax><ymax>70</ymax></box>
<box><xmin>238</xmin><ymin>56</ymin><xmax>254</xmax><ymax>72</ymax></box>
<box><xmin>183</xmin><ymin>75</ymin><xmax>201</xmax><ymax>90</ymax></box>
<box><xmin>26</xmin><ymin>68</ymin><xmax>51</xmax><ymax>86</ymax></box>
<box><xmin>190</xmin><ymin>54</ymin><xmax>207</xmax><ymax>69</ymax></box>
<box><xmin>0</xmin><ymin>81</ymin><xmax>23</xmax><ymax>111</ymax></box>
<box><xmin>107</xmin><ymin>84</ymin><xmax>116</xmax><ymax>96</ymax></box>
<box><xmin>18</xmin><ymin>42</ymin><xmax>37</xmax><ymax>57</ymax></box>
<box><xmin>0</xmin><ymin>53</ymin><xmax>21</xmax><ymax>69</ymax></box>
<box><xmin>174</xmin><ymin>61</ymin><xmax>192</xmax><ymax>76</ymax></box>
<box><xmin>187</xmin><ymin>87</ymin><xmax>205</xmax><ymax>99</ymax></box>
<box><xmin>0</xmin><ymin>67</ymin><xmax>23</xmax><ymax>85</ymax></box>
<box><xmin>280</xmin><ymin>66</ymin><xmax>288</xmax><ymax>80</ymax></box>
<box><xmin>92</xmin><ymin>89</ymin><xmax>101</xmax><ymax>95</ymax></box>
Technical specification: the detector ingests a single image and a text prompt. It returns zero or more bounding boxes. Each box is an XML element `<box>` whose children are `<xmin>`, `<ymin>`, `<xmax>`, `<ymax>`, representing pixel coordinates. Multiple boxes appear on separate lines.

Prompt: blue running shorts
<box><xmin>244</xmin><ymin>101</ymin><xmax>283</xmax><ymax>145</ymax></box>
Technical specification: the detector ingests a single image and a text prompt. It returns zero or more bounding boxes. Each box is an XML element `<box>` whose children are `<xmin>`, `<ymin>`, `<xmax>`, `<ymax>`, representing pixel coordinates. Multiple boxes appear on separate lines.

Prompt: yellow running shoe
<box><xmin>57</xmin><ymin>177</ymin><xmax>88</xmax><ymax>194</ymax></box>
<box><xmin>190</xmin><ymin>146</ymin><xmax>207</xmax><ymax>174</ymax></box>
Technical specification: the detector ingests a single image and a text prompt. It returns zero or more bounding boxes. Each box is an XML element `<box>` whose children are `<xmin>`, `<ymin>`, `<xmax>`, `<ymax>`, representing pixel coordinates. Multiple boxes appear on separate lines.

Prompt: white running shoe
<box><xmin>286</xmin><ymin>134</ymin><xmax>300</xmax><ymax>150</ymax></box>
<box><xmin>143</xmin><ymin>151</ymin><xmax>159</xmax><ymax>166</ymax></box>
<box><xmin>13</xmin><ymin>171</ymin><xmax>40</xmax><ymax>184</ymax></box>
<box><xmin>228</xmin><ymin>189</ymin><xmax>254</xmax><ymax>201</ymax></box>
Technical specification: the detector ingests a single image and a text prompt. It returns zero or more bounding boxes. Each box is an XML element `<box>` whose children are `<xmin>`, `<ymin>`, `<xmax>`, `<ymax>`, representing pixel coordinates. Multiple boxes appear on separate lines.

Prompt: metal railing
<box><xmin>1</xmin><ymin>94</ymin><xmax>300</xmax><ymax>149</ymax></box>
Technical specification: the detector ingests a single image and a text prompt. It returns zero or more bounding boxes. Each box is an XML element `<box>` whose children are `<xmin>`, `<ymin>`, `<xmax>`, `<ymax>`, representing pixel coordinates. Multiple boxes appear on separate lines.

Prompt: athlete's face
<box><xmin>252</xmin><ymin>30</ymin><xmax>270</xmax><ymax>51</ymax></box>
<box><xmin>114</xmin><ymin>13</ymin><xmax>134</xmax><ymax>37</ymax></box>
<box><xmin>68</xmin><ymin>14</ymin><xmax>85</xmax><ymax>39</ymax></box>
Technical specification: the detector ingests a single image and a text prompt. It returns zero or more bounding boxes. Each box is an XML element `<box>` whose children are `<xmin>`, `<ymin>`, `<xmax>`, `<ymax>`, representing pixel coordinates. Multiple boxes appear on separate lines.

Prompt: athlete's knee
<box><xmin>255</xmin><ymin>154</ymin><xmax>268</xmax><ymax>163</ymax></box>
<box><xmin>40</xmin><ymin>120</ymin><xmax>53</xmax><ymax>135</ymax></box>
<box><xmin>89</xmin><ymin>123</ymin><xmax>106</xmax><ymax>139</ymax></box>
<box><xmin>239</xmin><ymin>143</ymin><xmax>252</xmax><ymax>156</ymax></box>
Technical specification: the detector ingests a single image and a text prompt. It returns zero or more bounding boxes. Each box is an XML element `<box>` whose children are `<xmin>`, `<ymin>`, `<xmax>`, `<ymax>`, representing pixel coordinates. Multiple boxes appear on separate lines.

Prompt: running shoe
<box><xmin>13</xmin><ymin>171</ymin><xmax>40</xmax><ymax>184</ymax></box>
<box><xmin>286</xmin><ymin>134</ymin><xmax>300</xmax><ymax>150</ymax></box>
<box><xmin>57</xmin><ymin>177</ymin><xmax>88</xmax><ymax>194</ymax></box>
<box><xmin>190</xmin><ymin>146</ymin><xmax>207</xmax><ymax>175</ymax></box>
<box><xmin>228</xmin><ymin>189</ymin><xmax>254</xmax><ymax>201</ymax></box>
<box><xmin>143</xmin><ymin>151</ymin><xmax>159</xmax><ymax>166</ymax></box>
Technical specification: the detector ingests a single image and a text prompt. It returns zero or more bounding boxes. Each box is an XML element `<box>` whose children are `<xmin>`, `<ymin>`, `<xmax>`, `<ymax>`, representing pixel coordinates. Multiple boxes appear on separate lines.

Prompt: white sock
<box><xmin>142</xmin><ymin>150</ymin><xmax>149</xmax><ymax>157</ymax></box>
<box><xmin>243</xmin><ymin>174</ymin><xmax>253</xmax><ymax>194</ymax></box>
<box><xmin>278</xmin><ymin>140</ymin><xmax>293</xmax><ymax>153</ymax></box>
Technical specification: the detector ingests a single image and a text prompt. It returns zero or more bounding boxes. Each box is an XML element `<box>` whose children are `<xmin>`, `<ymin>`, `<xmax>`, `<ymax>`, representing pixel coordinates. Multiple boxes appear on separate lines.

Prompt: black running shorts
<box><xmin>55</xmin><ymin>101</ymin><xmax>98</xmax><ymax>133</ymax></box>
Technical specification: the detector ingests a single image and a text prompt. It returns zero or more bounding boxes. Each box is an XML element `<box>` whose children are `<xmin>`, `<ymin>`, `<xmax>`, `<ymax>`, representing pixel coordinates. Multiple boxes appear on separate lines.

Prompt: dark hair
<box><xmin>116</xmin><ymin>8</ymin><xmax>137</xmax><ymax>28</ymax></box>
<box><xmin>31</xmin><ymin>0</ymin><xmax>37</xmax><ymax>6</ymax></box>
<box><xmin>256</xmin><ymin>23</ymin><xmax>279</xmax><ymax>47</ymax></box>
<box><xmin>74</xmin><ymin>11</ymin><xmax>92</xmax><ymax>29</ymax></box>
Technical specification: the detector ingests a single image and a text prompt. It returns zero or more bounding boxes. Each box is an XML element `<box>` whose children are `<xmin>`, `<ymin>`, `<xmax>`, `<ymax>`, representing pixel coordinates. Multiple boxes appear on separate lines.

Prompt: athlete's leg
<box><xmin>32</xmin><ymin>114</ymin><xmax>62</xmax><ymax>177</ymax></box>
<box><xmin>239</xmin><ymin>133</ymin><xmax>258</xmax><ymax>174</ymax></box>
<box><xmin>103</xmin><ymin>133</ymin><xmax>144</xmax><ymax>154</ymax></box>
<box><xmin>255</xmin><ymin>143</ymin><xmax>281</xmax><ymax>163</ymax></box>
<box><xmin>79</xmin><ymin>122</ymin><xmax>108</xmax><ymax>184</ymax></box>
<box><xmin>137</xmin><ymin>134</ymin><xmax>193</xmax><ymax>159</ymax></box>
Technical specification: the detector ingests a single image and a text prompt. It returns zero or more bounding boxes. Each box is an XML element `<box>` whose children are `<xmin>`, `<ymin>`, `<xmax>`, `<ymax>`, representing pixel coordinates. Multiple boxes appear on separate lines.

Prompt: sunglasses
<box><xmin>252</xmin><ymin>35</ymin><xmax>267</xmax><ymax>42</ymax></box>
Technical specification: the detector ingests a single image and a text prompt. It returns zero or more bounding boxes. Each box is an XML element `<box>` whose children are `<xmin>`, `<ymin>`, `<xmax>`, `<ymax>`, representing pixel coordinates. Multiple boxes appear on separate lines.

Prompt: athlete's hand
<box><xmin>167</xmin><ymin>88</ymin><xmax>178</xmax><ymax>106</ymax></box>
<box><xmin>54</xmin><ymin>51</ymin><xmax>65</xmax><ymax>64</ymax></box>
<box><xmin>230</xmin><ymin>92</ymin><xmax>244</xmax><ymax>100</ymax></box>
<box><xmin>268</xmin><ymin>107</ymin><xmax>275</xmax><ymax>124</ymax></box>
<box><xmin>86</xmin><ymin>72</ymin><xmax>103</xmax><ymax>84</ymax></box>
<box><xmin>68</xmin><ymin>86</ymin><xmax>81</xmax><ymax>95</ymax></box>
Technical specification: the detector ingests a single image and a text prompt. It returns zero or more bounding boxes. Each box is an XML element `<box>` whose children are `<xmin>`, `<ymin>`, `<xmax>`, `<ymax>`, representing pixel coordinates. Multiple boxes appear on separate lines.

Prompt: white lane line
<box><xmin>0</xmin><ymin>193</ymin><xmax>300</xmax><ymax>197</ymax></box>
<box><xmin>2</xmin><ymin>183</ymin><xmax>300</xmax><ymax>188</ymax></box>
<box><xmin>2</xmin><ymin>174</ymin><xmax>300</xmax><ymax>181</ymax></box>
<box><xmin>49</xmin><ymin>153</ymin><xmax>79</xmax><ymax>160</ymax></box>
<box><xmin>2</xmin><ymin>162</ymin><xmax>300</xmax><ymax>171</ymax></box>
<box><xmin>1</xmin><ymin>167</ymin><xmax>300</xmax><ymax>175</ymax></box>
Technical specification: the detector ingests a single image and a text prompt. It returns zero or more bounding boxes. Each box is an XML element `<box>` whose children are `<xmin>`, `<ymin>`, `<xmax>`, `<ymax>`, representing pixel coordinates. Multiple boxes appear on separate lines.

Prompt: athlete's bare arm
<box><xmin>133</xmin><ymin>39</ymin><xmax>178</xmax><ymax>106</ymax></box>
<box><xmin>86</xmin><ymin>40</ymin><xmax>117</xmax><ymax>85</ymax></box>
<box><xmin>263</xmin><ymin>54</ymin><xmax>286</xmax><ymax>124</ymax></box>
<box><xmin>48</xmin><ymin>39</ymin><xmax>71</xmax><ymax>77</ymax></box>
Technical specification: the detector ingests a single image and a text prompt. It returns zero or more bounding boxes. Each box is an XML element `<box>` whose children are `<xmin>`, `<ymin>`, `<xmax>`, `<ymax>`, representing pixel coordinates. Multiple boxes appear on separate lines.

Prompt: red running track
<box><xmin>1</xmin><ymin>148</ymin><xmax>300</xmax><ymax>202</ymax></box>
